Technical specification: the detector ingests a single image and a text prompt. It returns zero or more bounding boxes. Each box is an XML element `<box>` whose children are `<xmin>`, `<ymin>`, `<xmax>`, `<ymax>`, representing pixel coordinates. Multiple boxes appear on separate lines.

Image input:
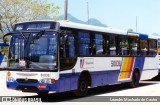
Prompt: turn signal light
<box><xmin>51</xmin><ymin>79</ymin><xmax>56</xmax><ymax>83</ymax></box>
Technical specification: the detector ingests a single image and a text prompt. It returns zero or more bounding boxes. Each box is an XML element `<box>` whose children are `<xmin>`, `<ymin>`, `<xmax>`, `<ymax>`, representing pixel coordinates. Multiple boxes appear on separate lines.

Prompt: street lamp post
<box><xmin>64</xmin><ymin>0</ymin><xmax>68</xmax><ymax>20</ymax></box>
<box><xmin>87</xmin><ymin>2</ymin><xmax>89</xmax><ymax>25</ymax></box>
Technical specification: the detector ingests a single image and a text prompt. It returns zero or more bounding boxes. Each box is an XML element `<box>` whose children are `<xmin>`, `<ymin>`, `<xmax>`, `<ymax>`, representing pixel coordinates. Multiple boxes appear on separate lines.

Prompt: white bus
<box><xmin>4</xmin><ymin>21</ymin><xmax>159</xmax><ymax>96</ymax></box>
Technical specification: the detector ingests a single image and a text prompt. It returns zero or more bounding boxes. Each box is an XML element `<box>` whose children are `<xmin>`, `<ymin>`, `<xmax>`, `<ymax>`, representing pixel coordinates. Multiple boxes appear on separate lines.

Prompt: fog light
<box><xmin>7</xmin><ymin>77</ymin><xmax>15</xmax><ymax>82</ymax></box>
<box><xmin>51</xmin><ymin>79</ymin><xmax>56</xmax><ymax>83</ymax></box>
<box><xmin>40</xmin><ymin>78</ymin><xmax>56</xmax><ymax>84</ymax></box>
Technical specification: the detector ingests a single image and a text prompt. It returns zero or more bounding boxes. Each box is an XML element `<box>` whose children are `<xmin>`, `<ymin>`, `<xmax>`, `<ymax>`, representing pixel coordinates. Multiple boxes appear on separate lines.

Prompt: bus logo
<box><xmin>80</xmin><ymin>59</ymin><xmax>85</xmax><ymax>68</ymax></box>
<box><xmin>80</xmin><ymin>58</ymin><xmax>94</xmax><ymax>69</ymax></box>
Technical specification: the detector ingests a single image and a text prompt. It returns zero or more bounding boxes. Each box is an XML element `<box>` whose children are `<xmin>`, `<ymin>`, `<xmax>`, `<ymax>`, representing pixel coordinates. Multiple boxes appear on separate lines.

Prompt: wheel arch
<box><xmin>133</xmin><ymin>67</ymin><xmax>141</xmax><ymax>76</ymax></box>
<box><xmin>78</xmin><ymin>70</ymin><xmax>92</xmax><ymax>86</ymax></box>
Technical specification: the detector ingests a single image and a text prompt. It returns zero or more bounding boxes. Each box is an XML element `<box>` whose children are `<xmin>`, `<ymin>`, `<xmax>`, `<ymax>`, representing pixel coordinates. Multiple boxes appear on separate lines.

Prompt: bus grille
<box><xmin>16</xmin><ymin>79</ymin><xmax>38</xmax><ymax>84</ymax></box>
<box><xmin>16</xmin><ymin>86</ymin><xmax>39</xmax><ymax>93</ymax></box>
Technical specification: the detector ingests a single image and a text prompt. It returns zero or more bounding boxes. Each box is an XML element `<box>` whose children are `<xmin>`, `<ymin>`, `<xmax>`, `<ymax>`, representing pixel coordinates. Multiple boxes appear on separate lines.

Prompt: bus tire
<box><xmin>130</xmin><ymin>71</ymin><xmax>140</xmax><ymax>88</ymax></box>
<box><xmin>37</xmin><ymin>91</ymin><xmax>49</xmax><ymax>96</ymax></box>
<box><xmin>74</xmin><ymin>77</ymin><xmax>89</xmax><ymax>97</ymax></box>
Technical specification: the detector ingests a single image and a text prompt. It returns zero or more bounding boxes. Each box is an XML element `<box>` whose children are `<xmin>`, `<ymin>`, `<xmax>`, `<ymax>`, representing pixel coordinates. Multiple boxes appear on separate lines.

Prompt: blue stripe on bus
<box><xmin>133</xmin><ymin>57</ymin><xmax>145</xmax><ymax>75</ymax></box>
<box><xmin>139</xmin><ymin>34</ymin><xmax>148</xmax><ymax>38</ymax></box>
<box><xmin>59</xmin><ymin>69</ymin><xmax>120</xmax><ymax>77</ymax></box>
<box><xmin>7</xmin><ymin>58</ymin><xmax>146</xmax><ymax>93</ymax></box>
<box><xmin>7</xmin><ymin>70</ymin><xmax>121</xmax><ymax>93</ymax></box>
<box><xmin>59</xmin><ymin>70</ymin><xmax>121</xmax><ymax>90</ymax></box>
<box><xmin>7</xmin><ymin>81</ymin><xmax>53</xmax><ymax>91</ymax></box>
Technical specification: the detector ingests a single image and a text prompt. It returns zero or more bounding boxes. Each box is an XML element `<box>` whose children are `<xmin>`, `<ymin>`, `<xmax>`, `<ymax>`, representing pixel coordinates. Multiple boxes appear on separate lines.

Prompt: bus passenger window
<box><xmin>130</xmin><ymin>38</ymin><xmax>139</xmax><ymax>55</ymax></box>
<box><xmin>78</xmin><ymin>32</ymin><xmax>91</xmax><ymax>55</ymax></box>
<box><xmin>140</xmin><ymin>39</ymin><xmax>148</xmax><ymax>55</ymax></box>
<box><xmin>60</xmin><ymin>34</ymin><xmax>75</xmax><ymax>57</ymax></box>
<box><xmin>119</xmin><ymin>36</ymin><xmax>129</xmax><ymax>55</ymax></box>
<box><xmin>109</xmin><ymin>36</ymin><xmax>116</xmax><ymax>55</ymax></box>
<box><xmin>94</xmin><ymin>34</ymin><xmax>103</xmax><ymax>55</ymax></box>
<box><xmin>149</xmin><ymin>40</ymin><xmax>157</xmax><ymax>55</ymax></box>
<box><xmin>60</xmin><ymin>30</ymin><xmax>76</xmax><ymax>69</ymax></box>
<box><xmin>68</xmin><ymin>35</ymin><xmax>75</xmax><ymax>57</ymax></box>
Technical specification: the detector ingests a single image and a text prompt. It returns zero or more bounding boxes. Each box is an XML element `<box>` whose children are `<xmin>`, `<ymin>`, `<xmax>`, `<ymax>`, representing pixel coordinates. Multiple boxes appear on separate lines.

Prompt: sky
<box><xmin>51</xmin><ymin>0</ymin><xmax>160</xmax><ymax>35</ymax></box>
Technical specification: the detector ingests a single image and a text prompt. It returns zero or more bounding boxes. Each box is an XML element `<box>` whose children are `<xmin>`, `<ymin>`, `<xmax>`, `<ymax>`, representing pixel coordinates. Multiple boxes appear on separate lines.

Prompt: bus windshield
<box><xmin>8</xmin><ymin>31</ymin><xmax>58</xmax><ymax>70</ymax></box>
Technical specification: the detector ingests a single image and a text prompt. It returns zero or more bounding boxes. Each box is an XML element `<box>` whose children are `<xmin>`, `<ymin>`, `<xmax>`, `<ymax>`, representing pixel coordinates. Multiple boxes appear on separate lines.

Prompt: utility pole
<box><xmin>87</xmin><ymin>2</ymin><xmax>89</xmax><ymax>25</ymax></box>
<box><xmin>64</xmin><ymin>0</ymin><xmax>68</xmax><ymax>20</ymax></box>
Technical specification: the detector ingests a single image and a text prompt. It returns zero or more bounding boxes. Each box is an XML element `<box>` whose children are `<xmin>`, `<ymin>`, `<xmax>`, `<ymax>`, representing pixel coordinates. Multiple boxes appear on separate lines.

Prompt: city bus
<box><xmin>0</xmin><ymin>42</ymin><xmax>9</xmax><ymax>69</ymax></box>
<box><xmin>3</xmin><ymin>21</ymin><xmax>159</xmax><ymax>96</ymax></box>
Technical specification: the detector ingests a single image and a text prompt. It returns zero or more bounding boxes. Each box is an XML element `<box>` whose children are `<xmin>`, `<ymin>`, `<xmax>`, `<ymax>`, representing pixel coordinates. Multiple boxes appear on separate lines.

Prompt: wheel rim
<box><xmin>80</xmin><ymin>81</ymin><xmax>87</xmax><ymax>92</ymax></box>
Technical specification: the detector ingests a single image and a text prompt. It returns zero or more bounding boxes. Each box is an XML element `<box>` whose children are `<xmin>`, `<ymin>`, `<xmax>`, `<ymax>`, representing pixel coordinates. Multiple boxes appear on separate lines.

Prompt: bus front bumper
<box><xmin>7</xmin><ymin>81</ymin><xmax>57</xmax><ymax>93</ymax></box>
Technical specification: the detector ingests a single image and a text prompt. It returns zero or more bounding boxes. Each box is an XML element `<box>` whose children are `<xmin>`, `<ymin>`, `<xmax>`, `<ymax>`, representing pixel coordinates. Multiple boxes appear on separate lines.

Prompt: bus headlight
<box><xmin>7</xmin><ymin>77</ymin><xmax>15</xmax><ymax>82</ymax></box>
<box><xmin>40</xmin><ymin>78</ymin><xmax>55</xmax><ymax>84</ymax></box>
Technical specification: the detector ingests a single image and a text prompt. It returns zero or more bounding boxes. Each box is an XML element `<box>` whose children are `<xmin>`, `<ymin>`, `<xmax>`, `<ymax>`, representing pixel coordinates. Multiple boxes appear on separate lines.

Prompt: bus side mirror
<box><xmin>3</xmin><ymin>32</ymin><xmax>12</xmax><ymax>45</ymax></box>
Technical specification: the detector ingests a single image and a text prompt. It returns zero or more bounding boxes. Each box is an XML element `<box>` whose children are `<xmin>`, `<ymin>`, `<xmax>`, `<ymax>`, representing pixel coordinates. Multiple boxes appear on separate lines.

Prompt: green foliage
<box><xmin>0</xmin><ymin>0</ymin><xmax>60</xmax><ymax>36</ymax></box>
<box><xmin>127</xmin><ymin>28</ymin><xmax>134</xmax><ymax>32</ymax></box>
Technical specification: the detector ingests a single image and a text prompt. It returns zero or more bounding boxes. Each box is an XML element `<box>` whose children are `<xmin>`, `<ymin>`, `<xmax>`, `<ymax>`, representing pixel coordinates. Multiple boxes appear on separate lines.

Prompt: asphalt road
<box><xmin>0</xmin><ymin>71</ymin><xmax>160</xmax><ymax>105</ymax></box>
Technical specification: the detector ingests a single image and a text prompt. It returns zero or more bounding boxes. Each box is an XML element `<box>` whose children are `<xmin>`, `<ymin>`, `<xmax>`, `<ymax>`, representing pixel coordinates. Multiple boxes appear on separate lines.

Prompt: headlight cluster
<box><xmin>40</xmin><ymin>78</ymin><xmax>51</xmax><ymax>83</ymax></box>
<box><xmin>40</xmin><ymin>78</ymin><xmax>56</xmax><ymax>84</ymax></box>
<box><xmin>7</xmin><ymin>77</ymin><xmax>15</xmax><ymax>82</ymax></box>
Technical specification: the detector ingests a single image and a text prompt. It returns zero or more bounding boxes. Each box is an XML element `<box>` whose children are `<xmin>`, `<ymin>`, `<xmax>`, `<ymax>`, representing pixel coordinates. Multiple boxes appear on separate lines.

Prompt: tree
<box><xmin>127</xmin><ymin>28</ymin><xmax>134</xmax><ymax>32</ymax></box>
<box><xmin>0</xmin><ymin>0</ymin><xmax>60</xmax><ymax>35</ymax></box>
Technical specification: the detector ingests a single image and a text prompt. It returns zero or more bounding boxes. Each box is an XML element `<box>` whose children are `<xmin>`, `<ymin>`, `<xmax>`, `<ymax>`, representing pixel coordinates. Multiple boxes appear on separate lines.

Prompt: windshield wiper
<box><xmin>24</xmin><ymin>30</ymin><xmax>45</xmax><ymax>68</ymax></box>
<box><xmin>23</xmin><ymin>30</ymin><xmax>45</xmax><ymax>51</ymax></box>
<box><xmin>24</xmin><ymin>32</ymin><xmax>31</xmax><ymax>49</ymax></box>
<box><xmin>18</xmin><ymin>31</ymin><xmax>28</xmax><ymax>42</ymax></box>
<box><xmin>30</xmin><ymin>30</ymin><xmax>45</xmax><ymax>44</ymax></box>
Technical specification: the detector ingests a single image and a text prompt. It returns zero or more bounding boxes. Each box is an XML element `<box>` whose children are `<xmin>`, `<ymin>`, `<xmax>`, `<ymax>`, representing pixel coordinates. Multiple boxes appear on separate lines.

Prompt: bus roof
<box><xmin>14</xmin><ymin>20</ymin><xmax>157</xmax><ymax>39</ymax></box>
<box><xmin>14</xmin><ymin>20</ymin><xmax>128</xmax><ymax>35</ymax></box>
<box><xmin>58</xmin><ymin>21</ymin><xmax>127</xmax><ymax>35</ymax></box>
<box><xmin>128</xmin><ymin>32</ymin><xmax>158</xmax><ymax>39</ymax></box>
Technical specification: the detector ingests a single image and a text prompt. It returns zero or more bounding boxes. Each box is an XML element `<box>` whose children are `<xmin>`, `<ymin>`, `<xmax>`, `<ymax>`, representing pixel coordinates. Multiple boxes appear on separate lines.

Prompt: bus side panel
<box><xmin>91</xmin><ymin>74</ymin><xmax>102</xmax><ymax>87</ymax></box>
<box><xmin>70</xmin><ymin>76</ymin><xmax>78</xmax><ymax>90</ymax></box>
<box><xmin>140</xmin><ymin>56</ymin><xmax>158</xmax><ymax>80</ymax></box>
<box><xmin>54</xmin><ymin>74</ymin><xmax>78</xmax><ymax>93</ymax></box>
<box><xmin>56</xmin><ymin>78</ymin><xmax>65</xmax><ymax>92</ymax></box>
<box><xmin>91</xmin><ymin>70</ymin><xmax>119</xmax><ymax>87</ymax></box>
<box><xmin>107</xmin><ymin>70</ymin><xmax>120</xmax><ymax>85</ymax></box>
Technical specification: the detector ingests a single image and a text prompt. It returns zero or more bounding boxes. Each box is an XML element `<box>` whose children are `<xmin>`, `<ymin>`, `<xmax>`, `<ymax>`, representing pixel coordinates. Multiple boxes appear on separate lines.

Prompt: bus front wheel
<box><xmin>74</xmin><ymin>77</ymin><xmax>89</xmax><ymax>97</ymax></box>
<box><xmin>130</xmin><ymin>71</ymin><xmax>140</xmax><ymax>88</ymax></box>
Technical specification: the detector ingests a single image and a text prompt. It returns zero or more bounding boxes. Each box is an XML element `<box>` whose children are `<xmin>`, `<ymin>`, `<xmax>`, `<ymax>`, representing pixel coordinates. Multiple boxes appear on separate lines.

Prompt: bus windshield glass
<box><xmin>8</xmin><ymin>31</ymin><xmax>58</xmax><ymax>70</ymax></box>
